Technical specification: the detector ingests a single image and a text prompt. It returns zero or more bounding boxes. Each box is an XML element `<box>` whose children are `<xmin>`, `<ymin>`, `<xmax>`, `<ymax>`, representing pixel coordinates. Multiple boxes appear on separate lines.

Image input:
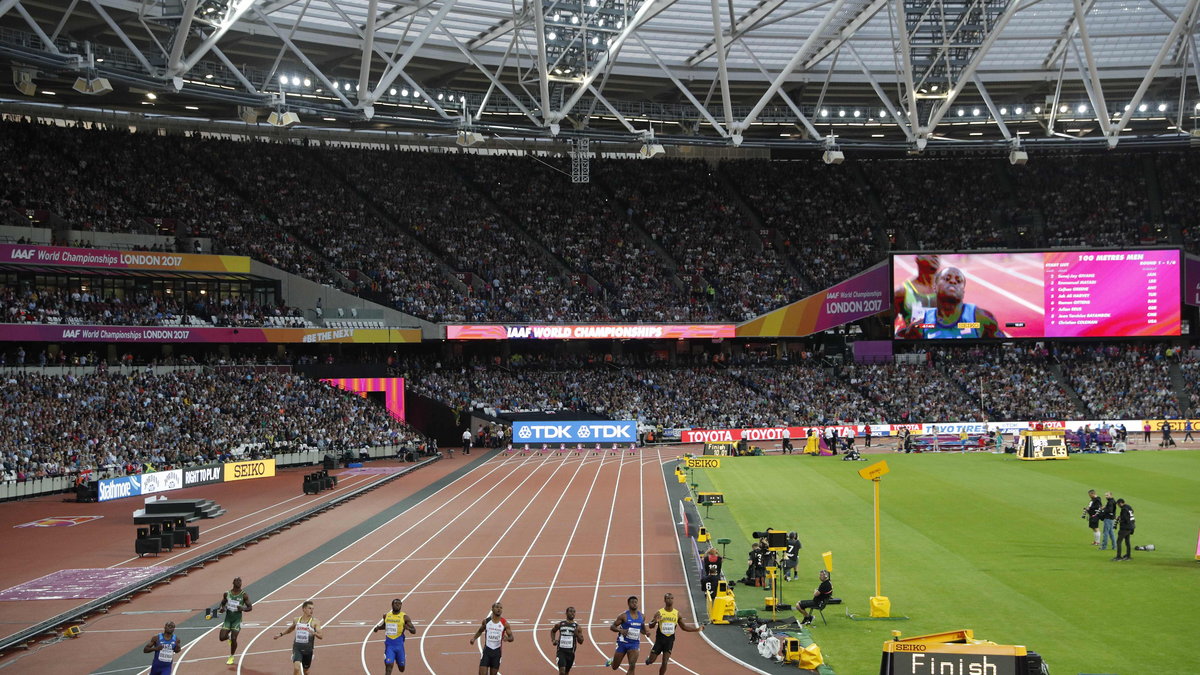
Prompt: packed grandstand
<box><xmin>1</xmin><ymin>118</ymin><xmax>1198</xmax><ymax>487</ymax></box>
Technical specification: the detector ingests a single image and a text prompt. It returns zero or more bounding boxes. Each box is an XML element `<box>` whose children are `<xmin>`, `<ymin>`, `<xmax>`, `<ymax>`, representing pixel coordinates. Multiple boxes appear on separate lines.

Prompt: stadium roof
<box><xmin>1</xmin><ymin>0</ymin><xmax>1197</xmax><ymax>152</ymax></box>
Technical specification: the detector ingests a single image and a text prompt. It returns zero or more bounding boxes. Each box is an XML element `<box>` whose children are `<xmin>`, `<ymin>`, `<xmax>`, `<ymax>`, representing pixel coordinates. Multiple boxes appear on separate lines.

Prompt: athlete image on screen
<box><xmin>896</xmin><ymin>266</ymin><xmax>1006</xmax><ymax>339</ymax></box>
<box><xmin>893</xmin><ymin>254</ymin><xmax>940</xmax><ymax>327</ymax></box>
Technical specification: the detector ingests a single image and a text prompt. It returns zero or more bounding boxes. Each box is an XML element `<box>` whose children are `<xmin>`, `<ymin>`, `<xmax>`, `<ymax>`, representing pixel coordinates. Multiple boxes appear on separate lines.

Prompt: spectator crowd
<box><xmin>0</xmin><ymin>369</ymin><xmax>427</xmax><ymax>483</ymax></box>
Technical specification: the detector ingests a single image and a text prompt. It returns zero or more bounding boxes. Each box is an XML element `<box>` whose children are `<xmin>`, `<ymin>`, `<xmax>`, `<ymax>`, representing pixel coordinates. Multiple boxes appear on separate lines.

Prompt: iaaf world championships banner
<box><xmin>446</xmin><ymin>324</ymin><xmax>735</xmax><ymax>340</ymax></box>
<box><xmin>0</xmin><ymin>243</ymin><xmax>250</xmax><ymax>273</ymax></box>
<box><xmin>0</xmin><ymin>324</ymin><xmax>421</xmax><ymax>344</ymax></box>
<box><xmin>737</xmin><ymin>262</ymin><xmax>890</xmax><ymax>337</ymax></box>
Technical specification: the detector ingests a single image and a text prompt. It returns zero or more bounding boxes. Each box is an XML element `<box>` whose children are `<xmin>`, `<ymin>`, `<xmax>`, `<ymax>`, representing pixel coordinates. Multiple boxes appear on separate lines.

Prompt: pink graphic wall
<box><xmin>320</xmin><ymin>377</ymin><xmax>405</xmax><ymax>422</ymax></box>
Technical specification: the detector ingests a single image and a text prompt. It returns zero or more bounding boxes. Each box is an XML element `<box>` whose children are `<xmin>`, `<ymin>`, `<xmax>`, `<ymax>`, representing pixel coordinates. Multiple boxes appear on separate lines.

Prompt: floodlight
<box><xmin>639</xmin><ymin>143</ymin><xmax>665</xmax><ymax>158</ymax></box>
<box><xmin>267</xmin><ymin>111</ymin><xmax>301</xmax><ymax>128</ymax></box>
<box><xmin>822</xmin><ymin>149</ymin><xmax>845</xmax><ymax>165</ymax></box>
<box><xmin>1008</xmin><ymin>150</ymin><xmax>1028</xmax><ymax>166</ymax></box>
<box><xmin>72</xmin><ymin>77</ymin><xmax>113</xmax><ymax>95</ymax></box>
<box><xmin>456</xmin><ymin>130</ymin><xmax>485</xmax><ymax>146</ymax></box>
<box><xmin>13</xmin><ymin>68</ymin><xmax>36</xmax><ymax>96</ymax></box>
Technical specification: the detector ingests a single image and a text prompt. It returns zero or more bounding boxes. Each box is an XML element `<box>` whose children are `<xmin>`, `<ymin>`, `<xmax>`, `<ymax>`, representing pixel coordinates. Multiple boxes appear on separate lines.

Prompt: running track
<box><xmin>5</xmin><ymin>449</ymin><xmax>757</xmax><ymax>674</ymax></box>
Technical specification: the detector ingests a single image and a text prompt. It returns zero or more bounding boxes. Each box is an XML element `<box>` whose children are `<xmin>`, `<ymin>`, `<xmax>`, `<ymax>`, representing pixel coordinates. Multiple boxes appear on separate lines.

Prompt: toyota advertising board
<box><xmin>512</xmin><ymin>420</ymin><xmax>638</xmax><ymax>445</ymax></box>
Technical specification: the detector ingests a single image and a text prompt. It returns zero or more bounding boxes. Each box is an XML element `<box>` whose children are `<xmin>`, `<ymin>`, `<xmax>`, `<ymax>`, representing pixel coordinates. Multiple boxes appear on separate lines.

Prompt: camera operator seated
<box><xmin>791</xmin><ymin>570</ymin><xmax>833</xmax><ymax>626</ymax></box>
<box><xmin>742</xmin><ymin>542</ymin><xmax>767</xmax><ymax>587</ymax></box>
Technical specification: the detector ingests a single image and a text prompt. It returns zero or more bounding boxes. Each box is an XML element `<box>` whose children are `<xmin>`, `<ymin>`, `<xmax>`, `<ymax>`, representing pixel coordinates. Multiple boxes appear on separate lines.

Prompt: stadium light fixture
<box><xmin>1059</xmin><ymin>104</ymin><xmax>1069</xmax><ymax>113</ymax></box>
<box><xmin>972</xmin><ymin>108</ymin><xmax>981</xmax><ymax>116</ymax></box>
<box><xmin>457</xmin><ymin>130</ymin><xmax>486</xmax><ymax>147</ymax></box>
<box><xmin>956</xmin><ymin>109</ymin><xmax>964</xmax><ymax>117</ymax></box>
<box><xmin>1033</xmin><ymin>106</ymin><xmax>1042</xmax><ymax>113</ymax></box>
<box><xmin>1014</xmin><ymin>106</ymin><xmax>1023</xmax><ymax>114</ymax></box>
<box><xmin>268</xmin><ymin>110</ymin><xmax>301</xmax><ymax>128</ymax></box>
<box><xmin>1157</xmin><ymin>103</ymin><xmax>1167</xmax><ymax>112</ymax></box>
<box><xmin>73</xmin><ymin>76</ymin><xmax>113</xmax><ymax>95</ymax></box>
<box><xmin>819</xmin><ymin>109</ymin><xmax>829</xmax><ymax>117</ymax></box>
<box><xmin>1138</xmin><ymin>103</ymin><xmax>1147</xmax><ymax>112</ymax></box>
<box><xmin>1077</xmin><ymin>104</ymin><xmax>1087</xmax><ymax>113</ymax></box>
<box><xmin>838</xmin><ymin>110</ymin><xmax>846</xmax><ymax>117</ymax></box>
<box><xmin>999</xmin><ymin>107</ymin><xmax>1007</xmax><ymax>115</ymax></box>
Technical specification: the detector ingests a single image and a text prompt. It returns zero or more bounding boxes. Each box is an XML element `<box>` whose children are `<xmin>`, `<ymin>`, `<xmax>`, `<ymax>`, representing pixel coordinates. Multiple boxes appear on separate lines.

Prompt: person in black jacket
<box><xmin>794</xmin><ymin>570</ymin><xmax>833</xmax><ymax>626</ymax></box>
<box><xmin>1083</xmin><ymin>489</ymin><xmax>1103</xmax><ymax>546</ymax></box>
<box><xmin>1114</xmin><ymin>499</ymin><xmax>1135</xmax><ymax>561</ymax></box>
<box><xmin>700</xmin><ymin>548</ymin><xmax>722</xmax><ymax>599</ymax></box>
<box><xmin>782</xmin><ymin>533</ymin><xmax>801</xmax><ymax>581</ymax></box>
<box><xmin>1100</xmin><ymin>492</ymin><xmax>1117</xmax><ymax>551</ymax></box>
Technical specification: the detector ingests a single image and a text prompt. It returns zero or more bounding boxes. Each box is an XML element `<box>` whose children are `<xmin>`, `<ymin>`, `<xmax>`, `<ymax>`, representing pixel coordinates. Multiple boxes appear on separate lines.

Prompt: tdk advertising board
<box><xmin>512</xmin><ymin>420</ymin><xmax>638</xmax><ymax>445</ymax></box>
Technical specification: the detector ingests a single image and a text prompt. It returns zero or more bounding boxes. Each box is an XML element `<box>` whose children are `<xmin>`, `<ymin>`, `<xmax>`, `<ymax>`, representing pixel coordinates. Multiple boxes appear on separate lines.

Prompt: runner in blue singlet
<box><xmin>605</xmin><ymin>596</ymin><xmax>649</xmax><ymax>672</ymax></box>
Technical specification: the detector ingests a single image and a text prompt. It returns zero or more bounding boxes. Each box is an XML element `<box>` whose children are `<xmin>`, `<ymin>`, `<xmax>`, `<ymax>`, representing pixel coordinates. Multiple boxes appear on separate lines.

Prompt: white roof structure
<box><xmin>1</xmin><ymin>0</ymin><xmax>1197</xmax><ymax>150</ymax></box>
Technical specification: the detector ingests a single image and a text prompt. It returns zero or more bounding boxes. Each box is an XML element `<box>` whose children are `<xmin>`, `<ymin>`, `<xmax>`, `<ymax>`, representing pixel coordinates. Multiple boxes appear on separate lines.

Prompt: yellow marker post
<box><xmin>857</xmin><ymin>460</ymin><xmax>891</xmax><ymax>617</ymax></box>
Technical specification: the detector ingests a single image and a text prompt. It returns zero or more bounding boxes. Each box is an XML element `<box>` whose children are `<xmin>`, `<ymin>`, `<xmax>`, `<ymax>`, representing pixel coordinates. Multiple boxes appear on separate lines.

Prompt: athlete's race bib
<box><xmin>661</xmin><ymin>621</ymin><xmax>677</xmax><ymax>636</ymax></box>
<box><xmin>625</xmin><ymin>627</ymin><xmax>640</xmax><ymax>641</ymax></box>
<box><xmin>226</xmin><ymin>598</ymin><xmax>241</xmax><ymax>612</ymax></box>
<box><xmin>559</xmin><ymin>632</ymin><xmax>574</xmax><ymax>649</ymax></box>
<box><xmin>158</xmin><ymin>645</ymin><xmax>175</xmax><ymax>662</ymax></box>
<box><xmin>295</xmin><ymin>623</ymin><xmax>312</xmax><ymax>643</ymax></box>
<box><xmin>386</xmin><ymin>623</ymin><xmax>400</xmax><ymax>638</ymax></box>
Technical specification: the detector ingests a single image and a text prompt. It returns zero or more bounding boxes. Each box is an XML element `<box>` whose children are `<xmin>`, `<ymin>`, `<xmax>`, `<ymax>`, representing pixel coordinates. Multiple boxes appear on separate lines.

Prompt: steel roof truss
<box><xmin>368</xmin><ymin>0</ymin><xmax>457</xmax><ymax>103</ymax></box>
<box><xmin>738</xmin><ymin>40</ymin><xmax>821</xmax><ymax>140</ymax></box>
<box><xmin>437</xmin><ymin>21</ymin><xmax>541</xmax><ymax>124</ymax></box>
<box><xmin>734</xmin><ymin>0</ymin><xmax>850</xmax><ymax>135</ymax></box>
<box><xmin>1108</xmin><ymin>0</ymin><xmax>1200</xmax><ymax>146</ymax></box>
<box><xmin>847</xmin><ymin>42</ymin><xmax>915</xmax><ymax>141</ymax></box>
<box><xmin>632</xmin><ymin>32</ymin><xmax>728</xmax><ymax>137</ymax></box>
<box><xmin>920</xmin><ymin>0</ymin><xmax>1025</xmax><ymax>142</ymax></box>
<box><xmin>89</xmin><ymin>0</ymin><xmax>157</xmax><ymax>75</ymax></box>
<box><xmin>253</xmin><ymin>5</ymin><xmax>355</xmax><ymax>108</ymax></box>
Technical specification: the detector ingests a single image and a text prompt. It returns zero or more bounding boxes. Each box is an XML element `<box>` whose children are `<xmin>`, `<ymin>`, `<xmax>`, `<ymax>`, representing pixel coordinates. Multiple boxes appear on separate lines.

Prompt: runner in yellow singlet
<box><xmin>644</xmin><ymin>593</ymin><xmax>704</xmax><ymax>674</ymax></box>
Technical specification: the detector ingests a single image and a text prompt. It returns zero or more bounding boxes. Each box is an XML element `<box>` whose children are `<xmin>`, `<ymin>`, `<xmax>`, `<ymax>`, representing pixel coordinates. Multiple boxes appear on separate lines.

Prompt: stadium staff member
<box><xmin>1114</xmin><ymin>499</ymin><xmax>1136</xmax><ymax>561</ymax></box>
<box><xmin>782</xmin><ymin>533</ymin><xmax>802</xmax><ymax>581</ymax></box>
<box><xmin>1083</xmin><ymin>489</ymin><xmax>1103</xmax><ymax>547</ymax></box>
<box><xmin>793</xmin><ymin>570</ymin><xmax>833</xmax><ymax>626</ymax></box>
<box><xmin>700</xmin><ymin>548</ymin><xmax>722</xmax><ymax>599</ymax></box>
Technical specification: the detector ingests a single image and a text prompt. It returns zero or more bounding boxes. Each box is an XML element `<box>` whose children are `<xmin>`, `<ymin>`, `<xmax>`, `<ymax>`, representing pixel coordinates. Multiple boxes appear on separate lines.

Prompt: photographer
<box><xmin>782</xmin><ymin>532</ymin><xmax>801</xmax><ymax>581</ymax></box>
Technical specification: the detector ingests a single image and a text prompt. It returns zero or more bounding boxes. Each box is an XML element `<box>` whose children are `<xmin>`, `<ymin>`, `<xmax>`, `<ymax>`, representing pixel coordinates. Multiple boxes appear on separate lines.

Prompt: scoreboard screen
<box><xmin>893</xmin><ymin>249</ymin><xmax>1181</xmax><ymax>340</ymax></box>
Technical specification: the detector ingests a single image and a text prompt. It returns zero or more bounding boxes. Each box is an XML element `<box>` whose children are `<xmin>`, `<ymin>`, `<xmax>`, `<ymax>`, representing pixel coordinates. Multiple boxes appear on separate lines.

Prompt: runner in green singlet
<box><xmin>216</xmin><ymin>577</ymin><xmax>253</xmax><ymax>665</ymax></box>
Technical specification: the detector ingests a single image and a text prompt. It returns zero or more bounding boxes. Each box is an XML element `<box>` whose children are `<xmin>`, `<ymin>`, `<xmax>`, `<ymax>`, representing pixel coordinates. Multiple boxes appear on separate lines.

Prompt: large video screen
<box><xmin>892</xmin><ymin>250</ymin><xmax>1180</xmax><ymax>339</ymax></box>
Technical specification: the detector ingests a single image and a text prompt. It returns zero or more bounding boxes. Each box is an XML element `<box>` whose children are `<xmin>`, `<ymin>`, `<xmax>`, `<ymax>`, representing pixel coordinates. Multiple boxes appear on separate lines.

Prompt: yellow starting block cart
<box><xmin>707</xmin><ymin>579</ymin><xmax>738</xmax><ymax>624</ymax></box>
<box><xmin>1017</xmin><ymin>429</ymin><xmax>1068</xmax><ymax>460</ymax></box>
<box><xmin>880</xmin><ymin>629</ymin><xmax>1048</xmax><ymax>674</ymax></box>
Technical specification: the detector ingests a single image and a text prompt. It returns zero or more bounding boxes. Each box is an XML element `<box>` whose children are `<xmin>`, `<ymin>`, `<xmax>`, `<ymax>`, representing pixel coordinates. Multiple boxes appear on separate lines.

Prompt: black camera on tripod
<box><xmin>753</xmin><ymin>529</ymin><xmax>789</xmax><ymax>550</ymax></box>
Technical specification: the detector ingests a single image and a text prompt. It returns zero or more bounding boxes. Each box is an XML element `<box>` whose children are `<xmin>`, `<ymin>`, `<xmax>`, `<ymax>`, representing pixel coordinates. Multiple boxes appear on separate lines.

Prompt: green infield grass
<box><xmin>686</xmin><ymin>451</ymin><xmax>1200</xmax><ymax>675</ymax></box>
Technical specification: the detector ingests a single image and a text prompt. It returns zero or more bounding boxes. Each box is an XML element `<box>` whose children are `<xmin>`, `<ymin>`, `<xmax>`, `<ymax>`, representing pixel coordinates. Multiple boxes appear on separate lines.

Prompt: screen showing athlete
<box><xmin>896</xmin><ymin>266</ymin><xmax>1006</xmax><ymax>339</ymax></box>
<box><xmin>894</xmin><ymin>254</ymin><xmax>940</xmax><ymax>328</ymax></box>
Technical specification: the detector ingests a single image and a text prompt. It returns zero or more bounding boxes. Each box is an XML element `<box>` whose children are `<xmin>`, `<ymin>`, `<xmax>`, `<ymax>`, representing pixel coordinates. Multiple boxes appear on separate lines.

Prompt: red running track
<box><xmin>2</xmin><ymin>449</ymin><xmax>757</xmax><ymax>674</ymax></box>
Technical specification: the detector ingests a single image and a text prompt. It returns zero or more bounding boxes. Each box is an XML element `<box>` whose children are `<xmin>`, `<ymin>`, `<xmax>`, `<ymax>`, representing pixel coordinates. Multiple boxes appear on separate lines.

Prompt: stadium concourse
<box><xmin>0</xmin><ymin>447</ymin><xmax>752</xmax><ymax>675</ymax></box>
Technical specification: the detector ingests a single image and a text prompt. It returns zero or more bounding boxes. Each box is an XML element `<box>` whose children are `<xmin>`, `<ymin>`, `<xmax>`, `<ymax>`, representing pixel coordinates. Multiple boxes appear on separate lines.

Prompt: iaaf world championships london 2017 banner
<box><xmin>0</xmin><ymin>325</ymin><xmax>421</xmax><ymax>344</ymax></box>
<box><xmin>737</xmin><ymin>262</ymin><xmax>890</xmax><ymax>337</ymax></box>
<box><xmin>0</xmin><ymin>243</ymin><xmax>251</xmax><ymax>273</ymax></box>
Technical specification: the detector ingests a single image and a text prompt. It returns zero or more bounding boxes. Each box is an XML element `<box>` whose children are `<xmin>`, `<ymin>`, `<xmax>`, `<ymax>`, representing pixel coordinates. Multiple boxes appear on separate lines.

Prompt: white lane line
<box><xmin>974</xmin><ymin>256</ymin><xmax>1044</xmax><ymax>287</ymax></box>
<box><xmin>584</xmin><ymin>451</ymin><xmax>630</xmax><ymax>662</ymax></box>
<box><xmin>419</xmin><ymin>452</ymin><xmax>580</xmax><ymax>675</ymax></box>
<box><xmin>528</xmin><ymin>449</ymin><xmax>616</xmax><ymax>670</ymax></box>
<box><xmin>167</xmin><ymin>452</ymin><xmax>522</xmax><ymax>674</ymax></box>
<box><xmin>234</xmin><ymin>452</ymin><xmax>544</xmax><ymax>675</ymax></box>
<box><xmin>649</xmin><ymin>450</ymin><xmax>706</xmax><ymax>675</ymax></box>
